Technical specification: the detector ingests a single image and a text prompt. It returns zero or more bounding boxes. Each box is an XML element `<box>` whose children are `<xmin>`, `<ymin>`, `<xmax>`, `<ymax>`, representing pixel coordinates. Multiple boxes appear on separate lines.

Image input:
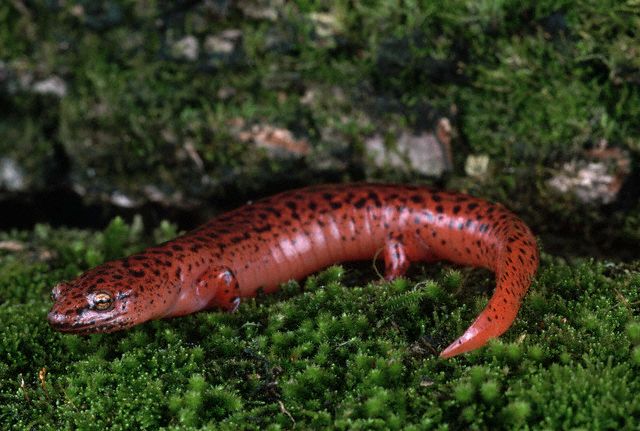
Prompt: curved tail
<box><xmin>440</xmin><ymin>215</ymin><xmax>539</xmax><ymax>358</ymax></box>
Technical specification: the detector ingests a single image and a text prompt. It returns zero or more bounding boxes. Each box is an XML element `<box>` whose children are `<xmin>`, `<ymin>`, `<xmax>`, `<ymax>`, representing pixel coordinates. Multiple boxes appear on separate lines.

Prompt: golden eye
<box><xmin>93</xmin><ymin>292</ymin><xmax>114</xmax><ymax>311</ymax></box>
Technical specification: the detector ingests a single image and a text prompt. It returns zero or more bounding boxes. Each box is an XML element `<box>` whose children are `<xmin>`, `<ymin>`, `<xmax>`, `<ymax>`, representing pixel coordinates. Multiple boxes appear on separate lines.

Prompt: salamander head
<box><xmin>47</xmin><ymin>258</ymin><xmax>176</xmax><ymax>334</ymax></box>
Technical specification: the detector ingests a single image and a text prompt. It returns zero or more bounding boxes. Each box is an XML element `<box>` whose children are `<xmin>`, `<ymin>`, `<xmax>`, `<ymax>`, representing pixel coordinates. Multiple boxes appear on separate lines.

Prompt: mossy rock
<box><xmin>2</xmin><ymin>1</ymin><xmax>639</xmax><ymax>209</ymax></box>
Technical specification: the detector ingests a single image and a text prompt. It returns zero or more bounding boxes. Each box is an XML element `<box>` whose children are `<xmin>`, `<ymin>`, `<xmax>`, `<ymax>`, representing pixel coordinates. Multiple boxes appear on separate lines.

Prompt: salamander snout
<box><xmin>47</xmin><ymin>282</ymin><xmax>72</xmax><ymax>329</ymax></box>
<box><xmin>47</xmin><ymin>308</ymin><xmax>69</xmax><ymax>329</ymax></box>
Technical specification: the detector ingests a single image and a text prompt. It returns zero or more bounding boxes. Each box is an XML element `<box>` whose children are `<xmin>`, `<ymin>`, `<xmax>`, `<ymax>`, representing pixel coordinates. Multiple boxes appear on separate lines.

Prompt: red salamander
<box><xmin>48</xmin><ymin>183</ymin><xmax>539</xmax><ymax>358</ymax></box>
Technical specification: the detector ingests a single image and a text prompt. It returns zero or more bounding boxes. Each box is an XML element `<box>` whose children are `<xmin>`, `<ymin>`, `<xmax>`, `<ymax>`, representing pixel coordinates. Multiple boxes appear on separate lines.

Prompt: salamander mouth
<box><xmin>47</xmin><ymin>309</ymin><xmax>133</xmax><ymax>334</ymax></box>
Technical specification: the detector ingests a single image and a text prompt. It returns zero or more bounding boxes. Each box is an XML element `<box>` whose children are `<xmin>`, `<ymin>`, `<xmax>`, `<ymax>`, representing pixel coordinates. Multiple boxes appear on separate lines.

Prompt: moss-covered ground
<box><xmin>1</xmin><ymin>218</ymin><xmax>639</xmax><ymax>430</ymax></box>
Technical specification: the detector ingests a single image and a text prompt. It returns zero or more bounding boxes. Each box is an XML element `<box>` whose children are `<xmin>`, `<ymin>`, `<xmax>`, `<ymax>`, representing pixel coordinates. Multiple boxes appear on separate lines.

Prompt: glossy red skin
<box><xmin>48</xmin><ymin>183</ymin><xmax>539</xmax><ymax>358</ymax></box>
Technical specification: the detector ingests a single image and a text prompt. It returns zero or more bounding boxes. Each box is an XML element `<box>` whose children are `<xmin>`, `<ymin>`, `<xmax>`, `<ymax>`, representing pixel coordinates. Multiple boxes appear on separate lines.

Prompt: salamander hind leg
<box><xmin>382</xmin><ymin>237</ymin><xmax>410</xmax><ymax>280</ymax></box>
<box><xmin>196</xmin><ymin>266</ymin><xmax>241</xmax><ymax>312</ymax></box>
<box><xmin>382</xmin><ymin>232</ymin><xmax>437</xmax><ymax>280</ymax></box>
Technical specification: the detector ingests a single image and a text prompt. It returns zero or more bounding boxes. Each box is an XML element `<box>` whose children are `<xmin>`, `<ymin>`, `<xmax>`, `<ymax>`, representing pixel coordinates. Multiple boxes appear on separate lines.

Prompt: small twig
<box><xmin>278</xmin><ymin>400</ymin><xmax>295</xmax><ymax>427</ymax></box>
<box><xmin>411</xmin><ymin>280</ymin><xmax>431</xmax><ymax>291</ymax></box>
<box><xmin>371</xmin><ymin>247</ymin><xmax>385</xmax><ymax>281</ymax></box>
<box><xmin>614</xmin><ymin>287</ymin><xmax>637</xmax><ymax>308</ymax></box>
<box><xmin>183</xmin><ymin>141</ymin><xmax>204</xmax><ymax>171</ymax></box>
<box><xmin>610</xmin><ymin>288</ymin><xmax>639</xmax><ymax>313</ymax></box>
<box><xmin>19</xmin><ymin>373</ymin><xmax>29</xmax><ymax>402</ymax></box>
<box><xmin>419</xmin><ymin>337</ymin><xmax>439</xmax><ymax>355</ymax></box>
<box><xmin>39</xmin><ymin>367</ymin><xmax>50</xmax><ymax>401</ymax></box>
<box><xmin>337</xmin><ymin>337</ymin><xmax>356</xmax><ymax>348</ymax></box>
<box><xmin>62</xmin><ymin>387</ymin><xmax>79</xmax><ymax>411</ymax></box>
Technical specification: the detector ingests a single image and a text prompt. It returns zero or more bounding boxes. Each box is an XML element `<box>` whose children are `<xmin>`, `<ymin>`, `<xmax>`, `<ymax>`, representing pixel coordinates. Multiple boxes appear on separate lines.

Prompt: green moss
<box><xmin>454</xmin><ymin>382</ymin><xmax>475</xmax><ymax>404</ymax></box>
<box><xmin>627</xmin><ymin>321</ymin><xmax>640</xmax><ymax>344</ymax></box>
<box><xmin>1</xmin><ymin>217</ymin><xmax>639</xmax><ymax>429</ymax></box>
<box><xmin>480</xmin><ymin>380</ymin><xmax>500</xmax><ymax>403</ymax></box>
<box><xmin>502</xmin><ymin>400</ymin><xmax>532</xmax><ymax>427</ymax></box>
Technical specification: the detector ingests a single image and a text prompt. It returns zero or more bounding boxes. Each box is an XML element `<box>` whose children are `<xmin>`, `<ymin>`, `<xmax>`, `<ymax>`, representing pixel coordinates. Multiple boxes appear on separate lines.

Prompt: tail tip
<box><xmin>439</xmin><ymin>339</ymin><xmax>465</xmax><ymax>359</ymax></box>
<box><xmin>438</xmin><ymin>326</ymin><xmax>496</xmax><ymax>359</ymax></box>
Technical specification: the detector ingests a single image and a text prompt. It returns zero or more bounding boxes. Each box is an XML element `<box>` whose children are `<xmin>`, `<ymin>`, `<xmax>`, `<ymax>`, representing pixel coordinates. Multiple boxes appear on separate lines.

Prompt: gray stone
<box><xmin>204</xmin><ymin>29</ymin><xmax>242</xmax><ymax>54</ymax></box>
<box><xmin>32</xmin><ymin>76</ymin><xmax>68</xmax><ymax>97</ymax></box>
<box><xmin>0</xmin><ymin>158</ymin><xmax>27</xmax><ymax>192</ymax></box>
<box><xmin>172</xmin><ymin>36</ymin><xmax>199</xmax><ymax>61</ymax></box>
<box><xmin>364</xmin><ymin>119</ymin><xmax>452</xmax><ymax>177</ymax></box>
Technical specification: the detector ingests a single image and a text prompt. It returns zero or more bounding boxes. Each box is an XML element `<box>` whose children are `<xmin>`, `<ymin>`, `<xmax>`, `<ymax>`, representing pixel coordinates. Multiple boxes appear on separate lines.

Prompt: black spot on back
<box><xmin>254</xmin><ymin>224</ymin><xmax>272</xmax><ymax>233</ymax></box>
<box><xmin>354</xmin><ymin>198</ymin><xmax>367</xmax><ymax>209</ymax></box>
<box><xmin>286</xmin><ymin>201</ymin><xmax>297</xmax><ymax>211</ymax></box>
<box><xmin>368</xmin><ymin>191</ymin><xmax>382</xmax><ymax>207</ymax></box>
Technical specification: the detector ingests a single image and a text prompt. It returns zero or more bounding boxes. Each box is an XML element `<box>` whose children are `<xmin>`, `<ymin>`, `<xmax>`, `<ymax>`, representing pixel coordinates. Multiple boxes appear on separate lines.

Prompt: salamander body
<box><xmin>48</xmin><ymin>184</ymin><xmax>539</xmax><ymax>358</ymax></box>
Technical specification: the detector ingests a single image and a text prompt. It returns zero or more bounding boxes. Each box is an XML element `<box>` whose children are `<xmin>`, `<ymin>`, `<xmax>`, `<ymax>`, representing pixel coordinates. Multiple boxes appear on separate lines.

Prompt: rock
<box><xmin>217</xmin><ymin>86</ymin><xmax>237</xmax><ymax>99</ymax></box>
<box><xmin>465</xmin><ymin>154</ymin><xmax>490</xmax><ymax>179</ymax></box>
<box><xmin>547</xmin><ymin>143</ymin><xmax>630</xmax><ymax>204</ymax></box>
<box><xmin>204</xmin><ymin>29</ymin><xmax>242</xmax><ymax>55</ymax></box>
<box><xmin>547</xmin><ymin>162</ymin><xmax>621</xmax><ymax>204</ymax></box>
<box><xmin>237</xmin><ymin>124</ymin><xmax>311</xmax><ymax>158</ymax></box>
<box><xmin>0</xmin><ymin>240</ymin><xmax>25</xmax><ymax>252</ymax></box>
<box><xmin>308</xmin><ymin>12</ymin><xmax>342</xmax><ymax>47</ymax></box>
<box><xmin>172</xmin><ymin>35</ymin><xmax>199</xmax><ymax>61</ymax></box>
<box><xmin>203</xmin><ymin>29</ymin><xmax>245</xmax><ymax>68</ymax></box>
<box><xmin>0</xmin><ymin>158</ymin><xmax>27</xmax><ymax>192</ymax></box>
<box><xmin>32</xmin><ymin>76</ymin><xmax>67</xmax><ymax>97</ymax></box>
<box><xmin>143</xmin><ymin>184</ymin><xmax>199</xmax><ymax>208</ymax></box>
<box><xmin>364</xmin><ymin>118</ymin><xmax>453</xmax><ymax>177</ymax></box>
<box><xmin>237</xmin><ymin>0</ymin><xmax>280</xmax><ymax>21</ymax></box>
<box><xmin>301</xmin><ymin>85</ymin><xmax>346</xmax><ymax>107</ymax></box>
<box><xmin>308</xmin><ymin>12</ymin><xmax>341</xmax><ymax>39</ymax></box>
<box><xmin>109</xmin><ymin>190</ymin><xmax>140</xmax><ymax>208</ymax></box>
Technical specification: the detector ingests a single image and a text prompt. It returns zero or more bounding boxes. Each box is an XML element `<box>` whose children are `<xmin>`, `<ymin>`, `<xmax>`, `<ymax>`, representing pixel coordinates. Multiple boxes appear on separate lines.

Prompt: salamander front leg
<box><xmin>197</xmin><ymin>266</ymin><xmax>241</xmax><ymax>312</ymax></box>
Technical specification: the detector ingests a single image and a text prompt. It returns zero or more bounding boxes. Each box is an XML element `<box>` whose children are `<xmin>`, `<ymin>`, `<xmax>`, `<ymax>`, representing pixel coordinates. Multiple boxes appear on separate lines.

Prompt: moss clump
<box><xmin>1</xmin><ymin>218</ymin><xmax>639</xmax><ymax>429</ymax></box>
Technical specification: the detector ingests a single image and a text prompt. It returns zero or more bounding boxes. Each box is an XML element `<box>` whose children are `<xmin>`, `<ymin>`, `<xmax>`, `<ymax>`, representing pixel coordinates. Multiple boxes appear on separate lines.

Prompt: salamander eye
<box><xmin>92</xmin><ymin>292</ymin><xmax>114</xmax><ymax>311</ymax></box>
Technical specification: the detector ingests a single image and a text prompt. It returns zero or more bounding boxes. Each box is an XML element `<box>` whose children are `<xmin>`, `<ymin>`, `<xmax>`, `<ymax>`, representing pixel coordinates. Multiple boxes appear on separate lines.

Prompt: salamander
<box><xmin>47</xmin><ymin>183</ymin><xmax>539</xmax><ymax>358</ymax></box>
